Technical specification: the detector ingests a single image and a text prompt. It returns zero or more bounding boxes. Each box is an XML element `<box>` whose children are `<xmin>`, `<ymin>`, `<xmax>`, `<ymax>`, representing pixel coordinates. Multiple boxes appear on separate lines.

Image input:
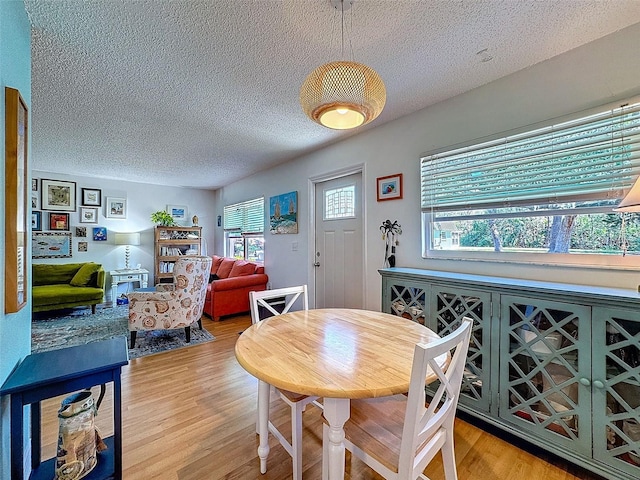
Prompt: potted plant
<box><xmin>150</xmin><ymin>210</ymin><xmax>176</xmax><ymax>226</ymax></box>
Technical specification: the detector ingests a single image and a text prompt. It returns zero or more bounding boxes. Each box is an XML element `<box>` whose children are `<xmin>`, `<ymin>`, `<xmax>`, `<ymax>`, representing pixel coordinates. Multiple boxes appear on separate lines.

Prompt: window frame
<box><xmin>223</xmin><ymin>197</ymin><xmax>265</xmax><ymax>262</ymax></box>
<box><xmin>420</xmin><ymin>97</ymin><xmax>640</xmax><ymax>269</ymax></box>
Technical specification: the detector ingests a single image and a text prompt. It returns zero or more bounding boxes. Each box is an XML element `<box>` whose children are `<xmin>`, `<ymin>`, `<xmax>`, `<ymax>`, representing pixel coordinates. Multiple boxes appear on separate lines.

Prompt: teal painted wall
<box><xmin>1</xmin><ymin>1</ymin><xmax>32</xmax><ymax>477</ymax></box>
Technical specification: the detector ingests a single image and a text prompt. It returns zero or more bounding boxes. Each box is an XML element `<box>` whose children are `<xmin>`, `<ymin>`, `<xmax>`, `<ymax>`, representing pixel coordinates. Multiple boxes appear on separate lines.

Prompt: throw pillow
<box><xmin>216</xmin><ymin>258</ymin><xmax>235</xmax><ymax>279</ymax></box>
<box><xmin>210</xmin><ymin>255</ymin><xmax>224</xmax><ymax>275</ymax></box>
<box><xmin>229</xmin><ymin>260</ymin><xmax>256</xmax><ymax>277</ymax></box>
<box><xmin>70</xmin><ymin>263</ymin><xmax>101</xmax><ymax>287</ymax></box>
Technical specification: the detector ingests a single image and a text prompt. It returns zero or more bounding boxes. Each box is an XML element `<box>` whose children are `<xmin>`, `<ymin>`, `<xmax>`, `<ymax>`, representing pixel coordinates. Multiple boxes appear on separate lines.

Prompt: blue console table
<box><xmin>0</xmin><ymin>337</ymin><xmax>129</xmax><ymax>480</ymax></box>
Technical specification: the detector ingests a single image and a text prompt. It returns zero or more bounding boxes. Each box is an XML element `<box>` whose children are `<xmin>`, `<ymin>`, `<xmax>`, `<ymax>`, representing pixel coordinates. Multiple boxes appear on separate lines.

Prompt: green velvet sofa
<box><xmin>32</xmin><ymin>262</ymin><xmax>105</xmax><ymax>313</ymax></box>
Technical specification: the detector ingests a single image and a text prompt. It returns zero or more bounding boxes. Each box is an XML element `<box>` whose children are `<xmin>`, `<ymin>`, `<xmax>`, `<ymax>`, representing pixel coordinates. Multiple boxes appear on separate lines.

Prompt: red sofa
<box><xmin>203</xmin><ymin>255</ymin><xmax>268</xmax><ymax>321</ymax></box>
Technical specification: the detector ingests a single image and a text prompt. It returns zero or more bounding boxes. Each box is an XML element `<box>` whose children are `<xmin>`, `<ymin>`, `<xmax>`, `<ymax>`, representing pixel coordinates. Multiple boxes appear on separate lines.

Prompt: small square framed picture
<box><xmin>167</xmin><ymin>204</ymin><xmax>188</xmax><ymax>223</ymax></box>
<box><xmin>81</xmin><ymin>187</ymin><xmax>102</xmax><ymax>206</ymax></box>
<box><xmin>376</xmin><ymin>173</ymin><xmax>403</xmax><ymax>201</ymax></box>
<box><xmin>78</xmin><ymin>241</ymin><xmax>88</xmax><ymax>252</ymax></box>
<box><xmin>32</xmin><ymin>211</ymin><xmax>42</xmax><ymax>231</ymax></box>
<box><xmin>75</xmin><ymin>226</ymin><xmax>87</xmax><ymax>237</ymax></box>
<box><xmin>79</xmin><ymin>207</ymin><xmax>98</xmax><ymax>223</ymax></box>
<box><xmin>49</xmin><ymin>212</ymin><xmax>70</xmax><ymax>230</ymax></box>
<box><xmin>106</xmin><ymin>197</ymin><xmax>126</xmax><ymax>219</ymax></box>
<box><xmin>93</xmin><ymin>227</ymin><xmax>107</xmax><ymax>241</ymax></box>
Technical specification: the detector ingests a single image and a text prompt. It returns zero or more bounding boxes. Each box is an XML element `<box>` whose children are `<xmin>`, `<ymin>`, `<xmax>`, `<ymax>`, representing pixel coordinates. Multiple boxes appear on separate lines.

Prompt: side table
<box><xmin>0</xmin><ymin>337</ymin><xmax>129</xmax><ymax>480</ymax></box>
<box><xmin>109</xmin><ymin>268</ymin><xmax>149</xmax><ymax>307</ymax></box>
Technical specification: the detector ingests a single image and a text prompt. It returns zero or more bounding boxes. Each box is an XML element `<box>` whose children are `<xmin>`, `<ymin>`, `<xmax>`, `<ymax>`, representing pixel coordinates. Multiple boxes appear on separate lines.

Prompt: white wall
<box><xmin>216</xmin><ymin>23</ymin><xmax>640</xmax><ymax>310</ymax></box>
<box><xmin>32</xmin><ymin>171</ymin><xmax>217</xmax><ymax>300</ymax></box>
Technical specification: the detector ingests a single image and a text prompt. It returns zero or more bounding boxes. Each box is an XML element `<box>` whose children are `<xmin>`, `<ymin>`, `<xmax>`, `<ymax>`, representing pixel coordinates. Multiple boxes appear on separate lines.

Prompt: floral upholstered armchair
<box><xmin>126</xmin><ymin>256</ymin><xmax>212</xmax><ymax>348</ymax></box>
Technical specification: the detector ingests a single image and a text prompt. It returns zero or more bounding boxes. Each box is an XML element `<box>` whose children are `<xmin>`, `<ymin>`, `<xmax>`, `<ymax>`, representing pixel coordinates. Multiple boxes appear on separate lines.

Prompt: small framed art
<box><xmin>32</xmin><ymin>232</ymin><xmax>72</xmax><ymax>258</ymax></box>
<box><xmin>31</xmin><ymin>191</ymin><xmax>39</xmax><ymax>210</ymax></box>
<box><xmin>75</xmin><ymin>226</ymin><xmax>87</xmax><ymax>237</ymax></box>
<box><xmin>167</xmin><ymin>204</ymin><xmax>188</xmax><ymax>223</ymax></box>
<box><xmin>93</xmin><ymin>227</ymin><xmax>107</xmax><ymax>241</ymax></box>
<box><xmin>49</xmin><ymin>213</ymin><xmax>70</xmax><ymax>230</ymax></box>
<box><xmin>80</xmin><ymin>207</ymin><xmax>98</xmax><ymax>223</ymax></box>
<box><xmin>106</xmin><ymin>197</ymin><xmax>126</xmax><ymax>219</ymax></box>
<box><xmin>32</xmin><ymin>211</ymin><xmax>42</xmax><ymax>231</ymax></box>
<box><xmin>41</xmin><ymin>178</ymin><xmax>76</xmax><ymax>211</ymax></box>
<box><xmin>376</xmin><ymin>173</ymin><xmax>403</xmax><ymax>201</ymax></box>
<box><xmin>81</xmin><ymin>187</ymin><xmax>102</xmax><ymax>206</ymax></box>
<box><xmin>78</xmin><ymin>241</ymin><xmax>88</xmax><ymax>252</ymax></box>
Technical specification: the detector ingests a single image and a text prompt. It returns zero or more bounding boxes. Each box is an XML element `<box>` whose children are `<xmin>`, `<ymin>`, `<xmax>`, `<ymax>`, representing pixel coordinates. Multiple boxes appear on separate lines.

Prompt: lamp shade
<box><xmin>114</xmin><ymin>232</ymin><xmax>141</xmax><ymax>246</ymax></box>
<box><xmin>614</xmin><ymin>176</ymin><xmax>640</xmax><ymax>212</ymax></box>
<box><xmin>300</xmin><ymin>60</ymin><xmax>386</xmax><ymax>130</ymax></box>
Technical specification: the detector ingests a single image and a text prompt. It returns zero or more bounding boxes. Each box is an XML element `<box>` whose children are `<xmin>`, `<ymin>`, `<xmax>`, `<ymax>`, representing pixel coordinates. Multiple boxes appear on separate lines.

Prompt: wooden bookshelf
<box><xmin>154</xmin><ymin>226</ymin><xmax>202</xmax><ymax>283</ymax></box>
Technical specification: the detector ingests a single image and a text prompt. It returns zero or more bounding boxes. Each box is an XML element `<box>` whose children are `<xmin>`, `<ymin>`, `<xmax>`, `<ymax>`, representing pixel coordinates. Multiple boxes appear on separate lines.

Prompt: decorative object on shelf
<box><xmin>81</xmin><ymin>187</ymin><xmax>102</xmax><ymax>206</ymax></box>
<box><xmin>300</xmin><ymin>0</ymin><xmax>385</xmax><ymax>130</ymax></box>
<box><xmin>151</xmin><ymin>210</ymin><xmax>176</xmax><ymax>226</ymax></box>
<box><xmin>54</xmin><ymin>388</ymin><xmax>107</xmax><ymax>480</ymax></box>
<box><xmin>105</xmin><ymin>197</ymin><xmax>126</xmax><ymax>219</ymax></box>
<box><xmin>380</xmin><ymin>219</ymin><xmax>401</xmax><ymax>267</ymax></box>
<box><xmin>41</xmin><ymin>178</ymin><xmax>76</xmax><ymax>212</ymax></box>
<box><xmin>93</xmin><ymin>227</ymin><xmax>107</xmax><ymax>241</ymax></box>
<box><xmin>32</xmin><ymin>232</ymin><xmax>72</xmax><ymax>258</ymax></box>
<box><xmin>5</xmin><ymin>87</ymin><xmax>28</xmax><ymax>313</ymax></box>
<box><xmin>79</xmin><ymin>207</ymin><xmax>98</xmax><ymax>224</ymax></box>
<box><xmin>270</xmin><ymin>191</ymin><xmax>298</xmax><ymax>234</ymax></box>
<box><xmin>49</xmin><ymin>212</ymin><xmax>70</xmax><ymax>231</ymax></box>
<box><xmin>32</xmin><ymin>211</ymin><xmax>42</xmax><ymax>231</ymax></box>
<box><xmin>376</xmin><ymin>173</ymin><xmax>403</xmax><ymax>201</ymax></box>
<box><xmin>192</xmin><ymin>214</ymin><xmax>199</xmax><ymax>226</ymax></box>
<box><xmin>167</xmin><ymin>204</ymin><xmax>187</xmax><ymax>224</ymax></box>
<box><xmin>114</xmin><ymin>232</ymin><xmax>141</xmax><ymax>270</ymax></box>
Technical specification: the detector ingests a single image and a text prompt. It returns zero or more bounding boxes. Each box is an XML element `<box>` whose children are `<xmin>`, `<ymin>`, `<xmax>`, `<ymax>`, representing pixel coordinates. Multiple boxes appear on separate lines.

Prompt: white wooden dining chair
<box><xmin>249</xmin><ymin>285</ymin><xmax>322</xmax><ymax>480</ymax></box>
<box><xmin>323</xmin><ymin>317</ymin><xmax>473</xmax><ymax>480</ymax></box>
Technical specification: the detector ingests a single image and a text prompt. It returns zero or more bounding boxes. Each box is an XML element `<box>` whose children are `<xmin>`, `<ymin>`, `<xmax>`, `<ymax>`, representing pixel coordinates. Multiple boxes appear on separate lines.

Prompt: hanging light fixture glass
<box><xmin>300</xmin><ymin>0</ymin><xmax>386</xmax><ymax>130</ymax></box>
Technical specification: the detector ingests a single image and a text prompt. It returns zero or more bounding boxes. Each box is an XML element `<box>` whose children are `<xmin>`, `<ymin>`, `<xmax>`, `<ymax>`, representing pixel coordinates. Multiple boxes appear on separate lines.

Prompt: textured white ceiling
<box><xmin>24</xmin><ymin>0</ymin><xmax>640</xmax><ymax>189</ymax></box>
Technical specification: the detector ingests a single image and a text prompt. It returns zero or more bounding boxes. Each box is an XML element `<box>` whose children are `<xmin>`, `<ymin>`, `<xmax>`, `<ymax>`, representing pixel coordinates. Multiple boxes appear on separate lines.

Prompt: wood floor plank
<box><xmin>37</xmin><ymin>313</ymin><xmax>604</xmax><ymax>479</ymax></box>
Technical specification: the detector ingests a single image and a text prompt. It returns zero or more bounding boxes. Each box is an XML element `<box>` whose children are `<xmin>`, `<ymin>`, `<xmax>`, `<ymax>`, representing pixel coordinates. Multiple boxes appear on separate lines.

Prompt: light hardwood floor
<box><xmin>39</xmin><ymin>313</ymin><xmax>604</xmax><ymax>479</ymax></box>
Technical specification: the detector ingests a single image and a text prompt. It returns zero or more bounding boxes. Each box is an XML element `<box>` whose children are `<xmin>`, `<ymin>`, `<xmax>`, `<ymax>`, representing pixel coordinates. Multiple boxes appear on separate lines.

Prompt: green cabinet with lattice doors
<box><xmin>379</xmin><ymin>267</ymin><xmax>640</xmax><ymax>480</ymax></box>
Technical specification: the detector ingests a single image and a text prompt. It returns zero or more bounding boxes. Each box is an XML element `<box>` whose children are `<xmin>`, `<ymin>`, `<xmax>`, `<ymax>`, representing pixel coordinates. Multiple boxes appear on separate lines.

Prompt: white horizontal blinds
<box><xmin>421</xmin><ymin>102</ymin><xmax>640</xmax><ymax>213</ymax></box>
<box><xmin>223</xmin><ymin>197</ymin><xmax>264</xmax><ymax>234</ymax></box>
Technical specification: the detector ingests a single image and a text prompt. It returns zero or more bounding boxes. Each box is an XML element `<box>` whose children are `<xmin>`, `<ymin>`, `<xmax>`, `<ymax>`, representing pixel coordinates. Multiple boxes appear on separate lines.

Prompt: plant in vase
<box><xmin>151</xmin><ymin>211</ymin><xmax>176</xmax><ymax>226</ymax></box>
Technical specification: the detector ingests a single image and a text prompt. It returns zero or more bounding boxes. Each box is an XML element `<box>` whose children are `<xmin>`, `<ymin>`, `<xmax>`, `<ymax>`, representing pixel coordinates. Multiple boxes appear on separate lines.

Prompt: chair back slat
<box><xmin>398</xmin><ymin>317</ymin><xmax>473</xmax><ymax>478</ymax></box>
<box><xmin>249</xmin><ymin>285</ymin><xmax>309</xmax><ymax>324</ymax></box>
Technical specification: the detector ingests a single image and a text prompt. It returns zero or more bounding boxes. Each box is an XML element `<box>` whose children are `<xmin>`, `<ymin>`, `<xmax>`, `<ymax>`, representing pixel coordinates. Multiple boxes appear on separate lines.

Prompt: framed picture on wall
<box><xmin>81</xmin><ymin>187</ymin><xmax>102</xmax><ymax>206</ymax></box>
<box><xmin>106</xmin><ymin>197</ymin><xmax>126</xmax><ymax>219</ymax></box>
<box><xmin>32</xmin><ymin>211</ymin><xmax>42</xmax><ymax>231</ymax></box>
<box><xmin>376</xmin><ymin>173</ymin><xmax>403</xmax><ymax>201</ymax></box>
<box><xmin>41</xmin><ymin>178</ymin><xmax>76</xmax><ymax>211</ymax></box>
<box><xmin>79</xmin><ymin>207</ymin><xmax>98</xmax><ymax>223</ymax></box>
<box><xmin>49</xmin><ymin>213</ymin><xmax>70</xmax><ymax>230</ymax></box>
<box><xmin>32</xmin><ymin>232</ymin><xmax>72</xmax><ymax>258</ymax></box>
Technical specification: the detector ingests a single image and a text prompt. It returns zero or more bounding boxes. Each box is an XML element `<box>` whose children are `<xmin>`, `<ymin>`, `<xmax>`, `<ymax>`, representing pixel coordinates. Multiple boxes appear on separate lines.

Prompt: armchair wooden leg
<box><xmin>185</xmin><ymin>326</ymin><xmax>191</xmax><ymax>343</ymax></box>
<box><xmin>130</xmin><ymin>331</ymin><xmax>137</xmax><ymax>349</ymax></box>
<box><xmin>91</xmin><ymin>304</ymin><xmax>96</xmax><ymax>314</ymax></box>
<box><xmin>198</xmin><ymin>319</ymin><xmax>202</xmax><ymax>329</ymax></box>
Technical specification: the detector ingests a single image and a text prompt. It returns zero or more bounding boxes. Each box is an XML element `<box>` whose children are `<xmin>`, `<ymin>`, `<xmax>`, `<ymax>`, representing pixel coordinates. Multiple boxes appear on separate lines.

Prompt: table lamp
<box><xmin>114</xmin><ymin>232</ymin><xmax>140</xmax><ymax>270</ymax></box>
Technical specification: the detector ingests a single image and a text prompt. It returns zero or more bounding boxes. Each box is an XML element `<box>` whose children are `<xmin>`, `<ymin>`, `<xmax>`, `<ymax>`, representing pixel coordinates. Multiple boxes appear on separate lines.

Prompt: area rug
<box><xmin>32</xmin><ymin>305</ymin><xmax>215</xmax><ymax>359</ymax></box>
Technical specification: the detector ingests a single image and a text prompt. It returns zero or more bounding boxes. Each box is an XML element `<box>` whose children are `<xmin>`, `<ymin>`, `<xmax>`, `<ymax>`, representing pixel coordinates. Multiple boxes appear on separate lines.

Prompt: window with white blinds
<box><xmin>223</xmin><ymin>197</ymin><xmax>264</xmax><ymax>234</ymax></box>
<box><xmin>419</xmin><ymin>100</ymin><xmax>640</xmax><ymax>265</ymax></box>
<box><xmin>421</xmin><ymin>102</ymin><xmax>640</xmax><ymax>217</ymax></box>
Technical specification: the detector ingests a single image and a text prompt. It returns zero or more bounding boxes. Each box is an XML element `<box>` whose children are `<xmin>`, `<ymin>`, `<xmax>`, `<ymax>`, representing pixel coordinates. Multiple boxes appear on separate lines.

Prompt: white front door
<box><xmin>314</xmin><ymin>172</ymin><xmax>363</xmax><ymax>309</ymax></box>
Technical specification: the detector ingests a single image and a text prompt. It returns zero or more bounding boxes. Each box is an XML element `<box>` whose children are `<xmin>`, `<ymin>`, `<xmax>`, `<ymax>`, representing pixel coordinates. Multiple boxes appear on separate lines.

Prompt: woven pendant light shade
<box><xmin>300</xmin><ymin>60</ymin><xmax>386</xmax><ymax>130</ymax></box>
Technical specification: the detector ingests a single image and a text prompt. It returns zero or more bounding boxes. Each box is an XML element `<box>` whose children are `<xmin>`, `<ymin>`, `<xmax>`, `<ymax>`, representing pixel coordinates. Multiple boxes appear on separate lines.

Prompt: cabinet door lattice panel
<box><xmin>430</xmin><ymin>287</ymin><xmax>491</xmax><ymax>411</ymax></box>
<box><xmin>593</xmin><ymin>308</ymin><xmax>640</xmax><ymax>475</ymax></box>
<box><xmin>389</xmin><ymin>282</ymin><xmax>426</xmax><ymax>324</ymax></box>
<box><xmin>501</xmin><ymin>295</ymin><xmax>591</xmax><ymax>455</ymax></box>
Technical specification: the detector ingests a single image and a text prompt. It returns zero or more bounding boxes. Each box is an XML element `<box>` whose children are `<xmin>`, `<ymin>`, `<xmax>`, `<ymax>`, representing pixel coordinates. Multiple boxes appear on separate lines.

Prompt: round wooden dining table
<box><xmin>235</xmin><ymin>308</ymin><xmax>445</xmax><ymax>480</ymax></box>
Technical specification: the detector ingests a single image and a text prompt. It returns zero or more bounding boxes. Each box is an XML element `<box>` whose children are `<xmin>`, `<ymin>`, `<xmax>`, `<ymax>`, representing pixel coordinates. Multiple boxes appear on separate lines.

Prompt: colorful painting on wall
<box><xmin>270</xmin><ymin>191</ymin><xmax>298</xmax><ymax>234</ymax></box>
